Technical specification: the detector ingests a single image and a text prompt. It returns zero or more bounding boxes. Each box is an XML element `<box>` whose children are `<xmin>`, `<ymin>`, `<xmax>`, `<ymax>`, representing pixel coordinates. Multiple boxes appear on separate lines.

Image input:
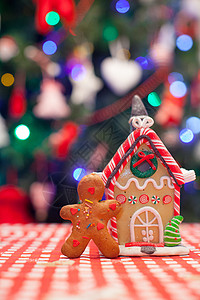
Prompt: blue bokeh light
<box><xmin>135</xmin><ymin>56</ymin><xmax>154</xmax><ymax>70</ymax></box>
<box><xmin>71</xmin><ymin>64</ymin><xmax>86</xmax><ymax>81</ymax></box>
<box><xmin>176</xmin><ymin>34</ymin><xmax>193</xmax><ymax>52</ymax></box>
<box><xmin>169</xmin><ymin>81</ymin><xmax>187</xmax><ymax>98</ymax></box>
<box><xmin>179</xmin><ymin>128</ymin><xmax>194</xmax><ymax>143</ymax></box>
<box><xmin>73</xmin><ymin>168</ymin><xmax>86</xmax><ymax>181</ymax></box>
<box><xmin>186</xmin><ymin>116</ymin><xmax>200</xmax><ymax>134</ymax></box>
<box><xmin>42</xmin><ymin>41</ymin><xmax>57</xmax><ymax>55</ymax></box>
<box><xmin>168</xmin><ymin>72</ymin><xmax>184</xmax><ymax>84</ymax></box>
<box><xmin>116</xmin><ymin>0</ymin><xmax>130</xmax><ymax>14</ymax></box>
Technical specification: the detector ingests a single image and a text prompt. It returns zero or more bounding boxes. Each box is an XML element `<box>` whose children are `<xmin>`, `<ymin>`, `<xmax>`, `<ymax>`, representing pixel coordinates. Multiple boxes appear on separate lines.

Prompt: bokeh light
<box><xmin>15</xmin><ymin>125</ymin><xmax>30</xmax><ymax>140</ymax></box>
<box><xmin>116</xmin><ymin>0</ymin><xmax>130</xmax><ymax>14</ymax></box>
<box><xmin>168</xmin><ymin>72</ymin><xmax>184</xmax><ymax>84</ymax></box>
<box><xmin>186</xmin><ymin>116</ymin><xmax>200</xmax><ymax>134</ymax></box>
<box><xmin>135</xmin><ymin>56</ymin><xmax>154</xmax><ymax>70</ymax></box>
<box><xmin>169</xmin><ymin>81</ymin><xmax>187</xmax><ymax>98</ymax></box>
<box><xmin>45</xmin><ymin>11</ymin><xmax>60</xmax><ymax>26</ymax></box>
<box><xmin>147</xmin><ymin>92</ymin><xmax>161</xmax><ymax>107</ymax></box>
<box><xmin>176</xmin><ymin>34</ymin><xmax>193</xmax><ymax>51</ymax></box>
<box><xmin>1</xmin><ymin>73</ymin><xmax>14</xmax><ymax>87</ymax></box>
<box><xmin>73</xmin><ymin>168</ymin><xmax>86</xmax><ymax>181</ymax></box>
<box><xmin>42</xmin><ymin>41</ymin><xmax>57</xmax><ymax>55</ymax></box>
<box><xmin>103</xmin><ymin>26</ymin><xmax>118</xmax><ymax>41</ymax></box>
<box><xmin>179</xmin><ymin>128</ymin><xmax>194</xmax><ymax>143</ymax></box>
<box><xmin>71</xmin><ymin>64</ymin><xmax>86</xmax><ymax>81</ymax></box>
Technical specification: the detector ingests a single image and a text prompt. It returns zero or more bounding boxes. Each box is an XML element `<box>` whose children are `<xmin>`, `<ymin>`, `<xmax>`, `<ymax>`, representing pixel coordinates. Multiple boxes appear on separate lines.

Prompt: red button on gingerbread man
<box><xmin>60</xmin><ymin>173</ymin><xmax>121</xmax><ymax>258</ymax></box>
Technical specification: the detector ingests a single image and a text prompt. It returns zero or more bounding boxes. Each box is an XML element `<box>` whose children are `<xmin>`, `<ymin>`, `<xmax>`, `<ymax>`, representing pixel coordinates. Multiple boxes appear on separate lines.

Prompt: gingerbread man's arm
<box><xmin>97</xmin><ymin>200</ymin><xmax>121</xmax><ymax>218</ymax></box>
<box><xmin>60</xmin><ymin>204</ymin><xmax>81</xmax><ymax>221</ymax></box>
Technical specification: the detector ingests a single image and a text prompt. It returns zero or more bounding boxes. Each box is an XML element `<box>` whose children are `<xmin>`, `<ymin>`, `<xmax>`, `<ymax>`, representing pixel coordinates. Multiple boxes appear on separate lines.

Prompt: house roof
<box><xmin>102</xmin><ymin>127</ymin><xmax>184</xmax><ymax>194</ymax></box>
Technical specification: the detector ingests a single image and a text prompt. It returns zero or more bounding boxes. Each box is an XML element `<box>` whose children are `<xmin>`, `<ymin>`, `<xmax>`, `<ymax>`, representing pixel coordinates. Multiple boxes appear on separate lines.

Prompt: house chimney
<box><xmin>129</xmin><ymin>95</ymin><xmax>154</xmax><ymax>131</ymax></box>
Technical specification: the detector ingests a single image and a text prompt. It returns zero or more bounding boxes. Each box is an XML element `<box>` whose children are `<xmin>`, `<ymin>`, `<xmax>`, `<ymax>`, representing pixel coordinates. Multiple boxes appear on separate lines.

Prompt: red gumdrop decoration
<box><xmin>116</xmin><ymin>194</ymin><xmax>126</xmax><ymax>204</ymax></box>
<box><xmin>139</xmin><ymin>194</ymin><xmax>149</xmax><ymax>204</ymax></box>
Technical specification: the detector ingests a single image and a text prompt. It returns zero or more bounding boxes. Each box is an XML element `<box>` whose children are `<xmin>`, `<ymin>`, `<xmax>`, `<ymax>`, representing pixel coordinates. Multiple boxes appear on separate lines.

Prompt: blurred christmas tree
<box><xmin>0</xmin><ymin>0</ymin><xmax>199</xmax><ymax>222</ymax></box>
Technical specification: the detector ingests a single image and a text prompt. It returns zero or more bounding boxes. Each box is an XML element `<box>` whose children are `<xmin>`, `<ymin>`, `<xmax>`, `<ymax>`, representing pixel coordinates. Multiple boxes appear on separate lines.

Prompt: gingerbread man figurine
<box><xmin>60</xmin><ymin>173</ymin><xmax>121</xmax><ymax>258</ymax></box>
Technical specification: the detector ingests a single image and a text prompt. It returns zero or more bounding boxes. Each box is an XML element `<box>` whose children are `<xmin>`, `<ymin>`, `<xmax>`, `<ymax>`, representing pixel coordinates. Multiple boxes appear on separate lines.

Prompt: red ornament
<box><xmin>0</xmin><ymin>185</ymin><xmax>34</xmax><ymax>224</ymax></box>
<box><xmin>191</xmin><ymin>71</ymin><xmax>200</xmax><ymax>108</ymax></box>
<box><xmin>9</xmin><ymin>87</ymin><xmax>27</xmax><ymax>119</ymax></box>
<box><xmin>49</xmin><ymin>121</ymin><xmax>79</xmax><ymax>159</ymax></box>
<box><xmin>34</xmin><ymin>0</ymin><xmax>76</xmax><ymax>34</ymax></box>
<box><xmin>155</xmin><ymin>82</ymin><xmax>186</xmax><ymax>127</ymax></box>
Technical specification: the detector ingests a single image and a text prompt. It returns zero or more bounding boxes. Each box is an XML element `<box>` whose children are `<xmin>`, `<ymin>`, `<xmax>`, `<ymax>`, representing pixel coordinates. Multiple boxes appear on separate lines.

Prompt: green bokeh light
<box><xmin>45</xmin><ymin>11</ymin><xmax>60</xmax><ymax>26</ymax></box>
<box><xmin>147</xmin><ymin>92</ymin><xmax>161</xmax><ymax>107</ymax></box>
<box><xmin>103</xmin><ymin>26</ymin><xmax>118</xmax><ymax>41</ymax></box>
<box><xmin>15</xmin><ymin>125</ymin><xmax>30</xmax><ymax>140</ymax></box>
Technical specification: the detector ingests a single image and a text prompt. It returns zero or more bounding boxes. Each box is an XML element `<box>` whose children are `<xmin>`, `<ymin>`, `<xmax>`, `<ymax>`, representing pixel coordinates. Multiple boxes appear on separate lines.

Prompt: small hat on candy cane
<box><xmin>129</xmin><ymin>95</ymin><xmax>154</xmax><ymax>130</ymax></box>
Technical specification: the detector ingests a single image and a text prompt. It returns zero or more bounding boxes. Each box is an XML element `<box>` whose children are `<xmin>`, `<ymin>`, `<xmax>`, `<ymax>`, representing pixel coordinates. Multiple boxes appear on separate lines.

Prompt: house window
<box><xmin>130</xmin><ymin>150</ymin><xmax>158</xmax><ymax>178</ymax></box>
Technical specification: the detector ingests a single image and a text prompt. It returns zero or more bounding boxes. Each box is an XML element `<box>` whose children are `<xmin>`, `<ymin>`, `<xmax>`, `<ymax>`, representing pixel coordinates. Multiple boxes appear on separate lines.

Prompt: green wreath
<box><xmin>130</xmin><ymin>150</ymin><xmax>158</xmax><ymax>178</ymax></box>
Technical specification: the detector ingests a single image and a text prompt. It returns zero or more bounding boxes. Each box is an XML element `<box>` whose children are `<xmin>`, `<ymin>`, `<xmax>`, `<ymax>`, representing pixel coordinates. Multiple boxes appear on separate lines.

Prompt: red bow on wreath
<box><xmin>33</xmin><ymin>0</ymin><xmax>76</xmax><ymax>34</ymax></box>
<box><xmin>132</xmin><ymin>151</ymin><xmax>156</xmax><ymax>170</ymax></box>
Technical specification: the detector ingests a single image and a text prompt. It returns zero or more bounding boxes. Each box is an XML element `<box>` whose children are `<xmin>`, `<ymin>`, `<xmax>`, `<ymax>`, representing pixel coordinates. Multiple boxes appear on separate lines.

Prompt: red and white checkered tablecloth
<box><xmin>0</xmin><ymin>223</ymin><xmax>200</xmax><ymax>300</ymax></box>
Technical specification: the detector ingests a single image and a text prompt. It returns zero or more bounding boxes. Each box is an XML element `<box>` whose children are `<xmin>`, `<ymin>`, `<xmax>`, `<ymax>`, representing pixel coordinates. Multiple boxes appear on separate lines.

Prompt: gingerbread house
<box><xmin>102</xmin><ymin>96</ymin><xmax>195</xmax><ymax>256</ymax></box>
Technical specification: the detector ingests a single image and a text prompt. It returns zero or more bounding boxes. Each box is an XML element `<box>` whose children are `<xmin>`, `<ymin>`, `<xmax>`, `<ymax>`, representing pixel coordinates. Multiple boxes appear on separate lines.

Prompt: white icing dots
<box><xmin>142</xmin><ymin>230</ymin><xmax>146</xmax><ymax>236</ymax></box>
<box><xmin>143</xmin><ymin>237</ymin><xmax>148</xmax><ymax>242</ymax></box>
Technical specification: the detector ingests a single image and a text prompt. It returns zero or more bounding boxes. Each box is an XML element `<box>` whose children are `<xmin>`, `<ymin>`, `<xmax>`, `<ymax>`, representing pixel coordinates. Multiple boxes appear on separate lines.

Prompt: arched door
<box><xmin>130</xmin><ymin>206</ymin><xmax>163</xmax><ymax>243</ymax></box>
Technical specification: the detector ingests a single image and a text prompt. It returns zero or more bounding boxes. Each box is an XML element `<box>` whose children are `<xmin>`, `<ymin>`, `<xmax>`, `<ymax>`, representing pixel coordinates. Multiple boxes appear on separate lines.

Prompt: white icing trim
<box><xmin>115</xmin><ymin>176</ymin><xmax>174</xmax><ymax>191</ymax></box>
<box><xmin>129</xmin><ymin>116</ymin><xmax>154</xmax><ymax>129</ymax></box>
<box><xmin>180</xmin><ymin>168</ymin><xmax>196</xmax><ymax>183</ymax></box>
<box><xmin>130</xmin><ymin>206</ymin><xmax>163</xmax><ymax>243</ymax></box>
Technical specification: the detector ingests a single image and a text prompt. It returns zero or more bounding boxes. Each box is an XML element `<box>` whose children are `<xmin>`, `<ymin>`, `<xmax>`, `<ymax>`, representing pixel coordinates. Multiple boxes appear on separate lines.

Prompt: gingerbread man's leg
<box><xmin>61</xmin><ymin>233</ymin><xmax>90</xmax><ymax>259</ymax></box>
<box><xmin>93</xmin><ymin>231</ymin><xmax>119</xmax><ymax>258</ymax></box>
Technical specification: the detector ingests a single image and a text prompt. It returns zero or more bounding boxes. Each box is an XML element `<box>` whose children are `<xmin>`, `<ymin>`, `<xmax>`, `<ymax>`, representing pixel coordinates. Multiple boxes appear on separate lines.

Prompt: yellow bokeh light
<box><xmin>1</xmin><ymin>73</ymin><xmax>15</xmax><ymax>87</ymax></box>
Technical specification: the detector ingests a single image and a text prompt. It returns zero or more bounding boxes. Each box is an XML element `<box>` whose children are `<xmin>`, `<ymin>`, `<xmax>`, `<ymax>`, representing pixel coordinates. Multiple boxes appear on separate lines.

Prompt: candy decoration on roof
<box><xmin>33</xmin><ymin>79</ymin><xmax>71</xmax><ymax>119</ymax></box>
<box><xmin>164</xmin><ymin>216</ymin><xmax>183</xmax><ymax>247</ymax></box>
<box><xmin>129</xmin><ymin>95</ymin><xmax>154</xmax><ymax>131</ymax></box>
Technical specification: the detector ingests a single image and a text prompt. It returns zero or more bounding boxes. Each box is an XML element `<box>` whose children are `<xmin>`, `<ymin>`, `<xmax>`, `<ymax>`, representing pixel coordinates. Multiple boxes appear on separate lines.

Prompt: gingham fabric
<box><xmin>102</xmin><ymin>127</ymin><xmax>185</xmax><ymax>241</ymax></box>
<box><xmin>0</xmin><ymin>223</ymin><xmax>200</xmax><ymax>300</ymax></box>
